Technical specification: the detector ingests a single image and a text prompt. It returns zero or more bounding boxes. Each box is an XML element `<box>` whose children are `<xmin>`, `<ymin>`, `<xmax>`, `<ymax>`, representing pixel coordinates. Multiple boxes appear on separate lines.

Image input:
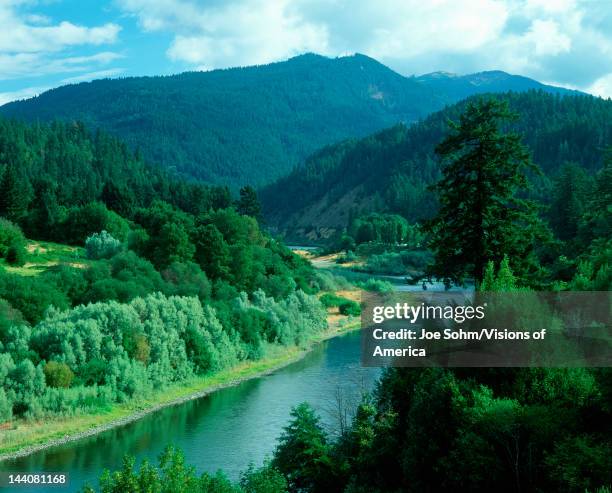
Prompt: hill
<box><xmin>0</xmin><ymin>54</ymin><xmax>576</xmax><ymax>188</ymax></box>
<box><xmin>416</xmin><ymin>70</ymin><xmax>577</xmax><ymax>102</ymax></box>
<box><xmin>261</xmin><ymin>91</ymin><xmax>612</xmax><ymax>242</ymax></box>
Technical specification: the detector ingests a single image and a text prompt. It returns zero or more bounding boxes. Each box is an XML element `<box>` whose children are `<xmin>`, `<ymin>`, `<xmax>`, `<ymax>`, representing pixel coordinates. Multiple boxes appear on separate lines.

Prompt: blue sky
<box><xmin>1</xmin><ymin>0</ymin><xmax>612</xmax><ymax>105</ymax></box>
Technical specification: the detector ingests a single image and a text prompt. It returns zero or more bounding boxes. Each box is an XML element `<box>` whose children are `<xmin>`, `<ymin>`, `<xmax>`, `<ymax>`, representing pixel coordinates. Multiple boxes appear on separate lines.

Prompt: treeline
<box><xmin>0</xmin><ymin>117</ymin><xmax>331</xmax><ymax>421</ymax></box>
<box><xmin>0</xmin><ymin>117</ymin><xmax>231</xmax><ymax>239</ymax></box>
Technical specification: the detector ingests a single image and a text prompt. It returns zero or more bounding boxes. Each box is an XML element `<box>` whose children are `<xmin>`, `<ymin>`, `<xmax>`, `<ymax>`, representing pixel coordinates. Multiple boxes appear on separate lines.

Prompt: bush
<box><xmin>44</xmin><ymin>361</ymin><xmax>74</xmax><ymax>388</ymax></box>
<box><xmin>315</xmin><ymin>271</ymin><xmax>351</xmax><ymax>291</ymax></box>
<box><xmin>6</xmin><ymin>241</ymin><xmax>26</xmax><ymax>266</ymax></box>
<box><xmin>335</xmin><ymin>250</ymin><xmax>357</xmax><ymax>264</ymax></box>
<box><xmin>400</xmin><ymin>250</ymin><xmax>433</xmax><ymax>270</ymax></box>
<box><xmin>357</xmin><ymin>278</ymin><xmax>394</xmax><ymax>293</ymax></box>
<box><xmin>320</xmin><ymin>293</ymin><xmax>346</xmax><ymax>309</ymax></box>
<box><xmin>320</xmin><ymin>293</ymin><xmax>361</xmax><ymax>316</ymax></box>
<box><xmin>0</xmin><ymin>218</ymin><xmax>26</xmax><ymax>261</ymax></box>
<box><xmin>339</xmin><ymin>299</ymin><xmax>361</xmax><ymax>316</ymax></box>
<box><xmin>359</xmin><ymin>252</ymin><xmax>405</xmax><ymax>274</ymax></box>
<box><xmin>85</xmin><ymin>230</ymin><xmax>122</xmax><ymax>259</ymax></box>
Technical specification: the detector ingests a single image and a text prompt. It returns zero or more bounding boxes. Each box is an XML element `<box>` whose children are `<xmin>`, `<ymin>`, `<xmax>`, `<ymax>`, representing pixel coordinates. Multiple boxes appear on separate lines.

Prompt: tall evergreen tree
<box><xmin>549</xmin><ymin>163</ymin><xmax>593</xmax><ymax>242</ymax></box>
<box><xmin>423</xmin><ymin>98</ymin><xmax>548</xmax><ymax>285</ymax></box>
<box><xmin>237</xmin><ymin>185</ymin><xmax>262</xmax><ymax>220</ymax></box>
<box><xmin>0</xmin><ymin>163</ymin><xmax>31</xmax><ymax>222</ymax></box>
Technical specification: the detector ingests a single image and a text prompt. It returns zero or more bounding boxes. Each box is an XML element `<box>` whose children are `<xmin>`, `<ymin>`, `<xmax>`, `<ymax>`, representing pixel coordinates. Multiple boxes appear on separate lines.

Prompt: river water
<box><xmin>0</xmin><ymin>330</ymin><xmax>380</xmax><ymax>492</ymax></box>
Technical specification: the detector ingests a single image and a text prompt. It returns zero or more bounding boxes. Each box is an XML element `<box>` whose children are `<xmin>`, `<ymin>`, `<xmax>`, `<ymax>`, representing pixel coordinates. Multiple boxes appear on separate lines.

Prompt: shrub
<box><xmin>6</xmin><ymin>241</ymin><xmax>27</xmax><ymax>266</ymax></box>
<box><xmin>339</xmin><ymin>299</ymin><xmax>361</xmax><ymax>316</ymax></box>
<box><xmin>85</xmin><ymin>230</ymin><xmax>122</xmax><ymax>259</ymax></box>
<box><xmin>357</xmin><ymin>278</ymin><xmax>394</xmax><ymax>293</ymax></box>
<box><xmin>44</xmin><ymin>361</ymin><xmax>74</xmax><ymax>388</ymax></box>
<box><xmin>0</xmin><ymin>218</ymin><xmax>26</xmax><ymax>260</ymax></box>
<box><xmin>320</xmin><ymin>293</ymin><xmax>345</xmax><ymax>309</ymax></box>
<box><xmin>336</xmin><ymin>250</ymin><xmax>357</xmax><ymax>264</ymax></box>
<box><xmin>320</xmin><ymin>293</ymin><xmax>361</xmax><ymax>316</ymax></box>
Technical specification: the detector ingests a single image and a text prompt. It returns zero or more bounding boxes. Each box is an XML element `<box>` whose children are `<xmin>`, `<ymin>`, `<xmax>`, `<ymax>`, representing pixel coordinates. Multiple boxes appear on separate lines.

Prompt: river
<box><xmin>0</xmin><ymin>330</ymin><xmax>380</xmax><ymax>492</ymax></box>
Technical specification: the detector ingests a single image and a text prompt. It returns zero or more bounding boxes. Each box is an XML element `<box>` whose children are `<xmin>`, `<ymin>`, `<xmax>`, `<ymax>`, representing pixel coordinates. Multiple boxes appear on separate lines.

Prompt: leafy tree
<box><xmin>65</xmin><ymin>202</ymin><xmax>130</xmax><ymax>244</ymax></box>
<box><xmin>240</xmin><ymin>462</ymin><xmax>288</xmax><ymax>493</ymax></box>
<box><xmin>0</xmin><ymin>218</ymin><xmax>27</xmax><ymax>265</ymax></box>
<box><xmin>194</xmin><ymin>224</ymin><xmax>232</xmax><ymax>280</ymax></box>
<box><xmin>85</xmin><ymin>230</ymin><xmax>123</xmax><ymax>259</ymax></box>
<box><xmin>424</xmin><ymin>98</ymin><xmax>548</xmax><ymax>285</ymax></box>
<box><xmin>44</xmin><ymin>361</ymin><xmax>74</xmax><ymax>388</ymax></box>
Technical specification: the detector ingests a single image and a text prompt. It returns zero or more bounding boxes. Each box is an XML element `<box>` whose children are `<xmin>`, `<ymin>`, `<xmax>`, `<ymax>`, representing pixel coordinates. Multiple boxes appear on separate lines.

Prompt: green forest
<box><xmin>262</xmin><ymin>91</ymin><xmax>611</xmax><ymax>239</ymax></box>
<box><xmin>76</xmin><ymin>97</ymin><xmax>611</xmax><ymax>493</ymax></box>
<box><xmin>0</xmin><ymin>76</ymin><xmax>610</xmax><ymax>493</ymax></box>
<box><xmin>0</xmin><ymin>117</ymin><xmax>338</xmax><ymax>424</ymax></box>
<box><xmin>0</xmin><ymin>54</ymin><xmax>571</xmax><ymax>188</ymax></box>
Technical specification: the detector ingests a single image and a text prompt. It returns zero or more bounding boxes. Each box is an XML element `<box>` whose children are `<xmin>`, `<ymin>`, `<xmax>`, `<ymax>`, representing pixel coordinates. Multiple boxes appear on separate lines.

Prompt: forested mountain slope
<box><xmin>0</xmin><ymin>54</ymin><xmax>575</xmax><ymax>187</ymax></box>
<box><xmin>261</xmin><ymin>91</ymin><xmax>612</xmax><ymax>241</ymax></box>
<box><xmin>0</xmin><ymin>116</ymin><xmax>329</xmax><ymax>426</ymax></box>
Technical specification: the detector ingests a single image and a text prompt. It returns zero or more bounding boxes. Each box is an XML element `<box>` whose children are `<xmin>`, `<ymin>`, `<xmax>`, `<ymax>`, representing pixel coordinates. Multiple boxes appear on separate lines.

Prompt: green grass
<box><xmin>0</xmin><ymin>240</ymin><xmax>92</xmax><ymax>277</ymax></box>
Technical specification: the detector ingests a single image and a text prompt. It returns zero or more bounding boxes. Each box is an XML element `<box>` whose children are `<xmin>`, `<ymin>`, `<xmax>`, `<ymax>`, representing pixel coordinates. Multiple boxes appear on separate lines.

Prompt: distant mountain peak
<box><xmin>419</xmin><ymin>71</ymin><xmax>460</xmax><ymax>79</ymax></box>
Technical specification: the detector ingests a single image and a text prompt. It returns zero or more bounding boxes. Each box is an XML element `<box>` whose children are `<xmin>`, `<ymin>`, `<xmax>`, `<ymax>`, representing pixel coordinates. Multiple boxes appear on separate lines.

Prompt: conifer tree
<box><xmin>0</xmin><ymin>163</ymin><xmax>31</xmax><ymax>223</ymax></box>
<box><xmin>424</xmin><ymin>98</ymin><xmax>548</xmax><ymax>285</ymax></box>
<box><xmin>236</xmin><ymin>185</ymin><xmax>262</xmax><ymax>220</ymax></box>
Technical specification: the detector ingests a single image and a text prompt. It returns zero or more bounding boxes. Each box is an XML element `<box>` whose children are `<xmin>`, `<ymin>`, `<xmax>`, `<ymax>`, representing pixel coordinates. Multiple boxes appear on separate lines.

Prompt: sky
<box><xmin>1</xmin><ymin>0</ymin><xmax>612</xmax><ymax>105</ymax></box>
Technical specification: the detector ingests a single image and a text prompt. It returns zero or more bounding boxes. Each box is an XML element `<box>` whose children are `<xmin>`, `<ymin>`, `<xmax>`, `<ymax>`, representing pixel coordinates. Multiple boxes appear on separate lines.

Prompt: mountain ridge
<box><xmin>261</xmin><ymin>90</ymin><xmax>611</xmax><ymax>242</ymax></box>
<box><xmin>0</xmin><ymin>53</ymin><xmax>581</xmax><ymax>188</ymax></box>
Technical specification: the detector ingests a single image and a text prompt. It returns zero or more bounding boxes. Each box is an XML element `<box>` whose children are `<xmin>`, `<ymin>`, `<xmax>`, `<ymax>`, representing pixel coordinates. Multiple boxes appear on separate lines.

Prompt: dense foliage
<box><xmin>0</xmin><ymin>117</ymin><xmax>331</xmax><ymax>422</ymax></box>
<box><xmin>0</xmin><ymin>117</ymin><xmax>232</xmax><ymax>243</ymax></box>
<box><xmin>0</xmin><ymin>55</ymin><xmax>571</xmax><ymax>188</ymax></box>
<box><xmin>263</xmin><ymin>91</ymin><xmax>612</xmax><ymax>239</ymax></box>
<box><xmin>82</xmin><ymin>446</ymin><xmax>288</xmax><ymax>493</ymax></box>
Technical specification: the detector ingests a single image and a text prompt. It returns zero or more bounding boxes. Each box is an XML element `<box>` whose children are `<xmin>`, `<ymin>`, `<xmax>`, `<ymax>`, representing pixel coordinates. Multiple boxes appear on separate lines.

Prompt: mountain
<box><xmin>261</xmin><ymin>91</ymin><xmax>611</xmax><ymax>242</ymax></box>
<box><xmin>0</xmin><ymin>54</ymin><xmax>578</xmax><ymax>188</ymax></box>
<box><xmin>416</xmin><ymin>70</ymin><xmax>578</xmax><ymax>102</ymax></box>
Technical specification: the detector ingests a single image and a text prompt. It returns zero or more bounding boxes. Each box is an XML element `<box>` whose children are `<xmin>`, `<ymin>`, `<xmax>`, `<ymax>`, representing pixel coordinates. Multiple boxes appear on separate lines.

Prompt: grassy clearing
<box><xmin>0</xmin><ymin>240</ymin><xmax>90</xmax><ymax>277</ymax></box>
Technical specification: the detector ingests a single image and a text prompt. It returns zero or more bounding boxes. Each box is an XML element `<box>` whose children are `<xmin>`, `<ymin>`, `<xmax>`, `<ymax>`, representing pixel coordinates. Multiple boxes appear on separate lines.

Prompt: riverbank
<box><xmin>0</xmin><ymin>308</ymin><xmax>361</xmax><ymax>462</ymax></box>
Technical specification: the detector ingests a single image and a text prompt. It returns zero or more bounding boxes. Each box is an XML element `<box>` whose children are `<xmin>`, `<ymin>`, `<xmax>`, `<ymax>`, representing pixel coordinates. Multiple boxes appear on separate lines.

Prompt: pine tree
<box><xmin>549</xmin><ymin>163</ymin><xmax>593</xmax><ymax>242</ymax></box>
<box><xmin>0</xmin><ymin>163</ymin><xmax>31</xmax><ymax>223</ymax></box>
<box><xmin>423</xmin><ymin>98</ymin><xmax>548</xmax><ymax>285</ymax></box>
<box><xmin>236</xmin><ymin>185</ymin><xmax>262</xmax><ymax>220</ymax></box>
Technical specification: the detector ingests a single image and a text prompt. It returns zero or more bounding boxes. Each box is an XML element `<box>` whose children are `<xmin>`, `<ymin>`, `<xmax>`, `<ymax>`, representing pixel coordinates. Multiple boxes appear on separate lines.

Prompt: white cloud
<box><xmin>523</xmin><ymin>19</ymin><xmax>571</xmax><ymax>56</ymax></box>
<box><xmin>0</xmin><ymin>1</ymin><xmax>122</xmax><ymax>83</ymax></box>
<box><xmin>60</xmin><ymin>68</ymin><xmax>125</xmax><ymax>84</ymax></box>
<box><xmin>0</xmin><ymin>3</ymin><xmax>120</xmax><ymax>53</ymax></box>
<box><xmin>119</xmin><ymin>0</ymin><xmax>329</xmax><ymax>68</ymax></box>
<box><xmin>587</xmin><ymin>73</ymin><xmax>612</xmax><ymax>99</ymax></box>
<box><xmin>0</xmin><ymin>85</ymin><xmax>50</xmax><ymax>105</ymax></box>
<box><xmin>0</xmin><ymin>51</ymin><xmax>124</xmax><ymax>80</ymax></box>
